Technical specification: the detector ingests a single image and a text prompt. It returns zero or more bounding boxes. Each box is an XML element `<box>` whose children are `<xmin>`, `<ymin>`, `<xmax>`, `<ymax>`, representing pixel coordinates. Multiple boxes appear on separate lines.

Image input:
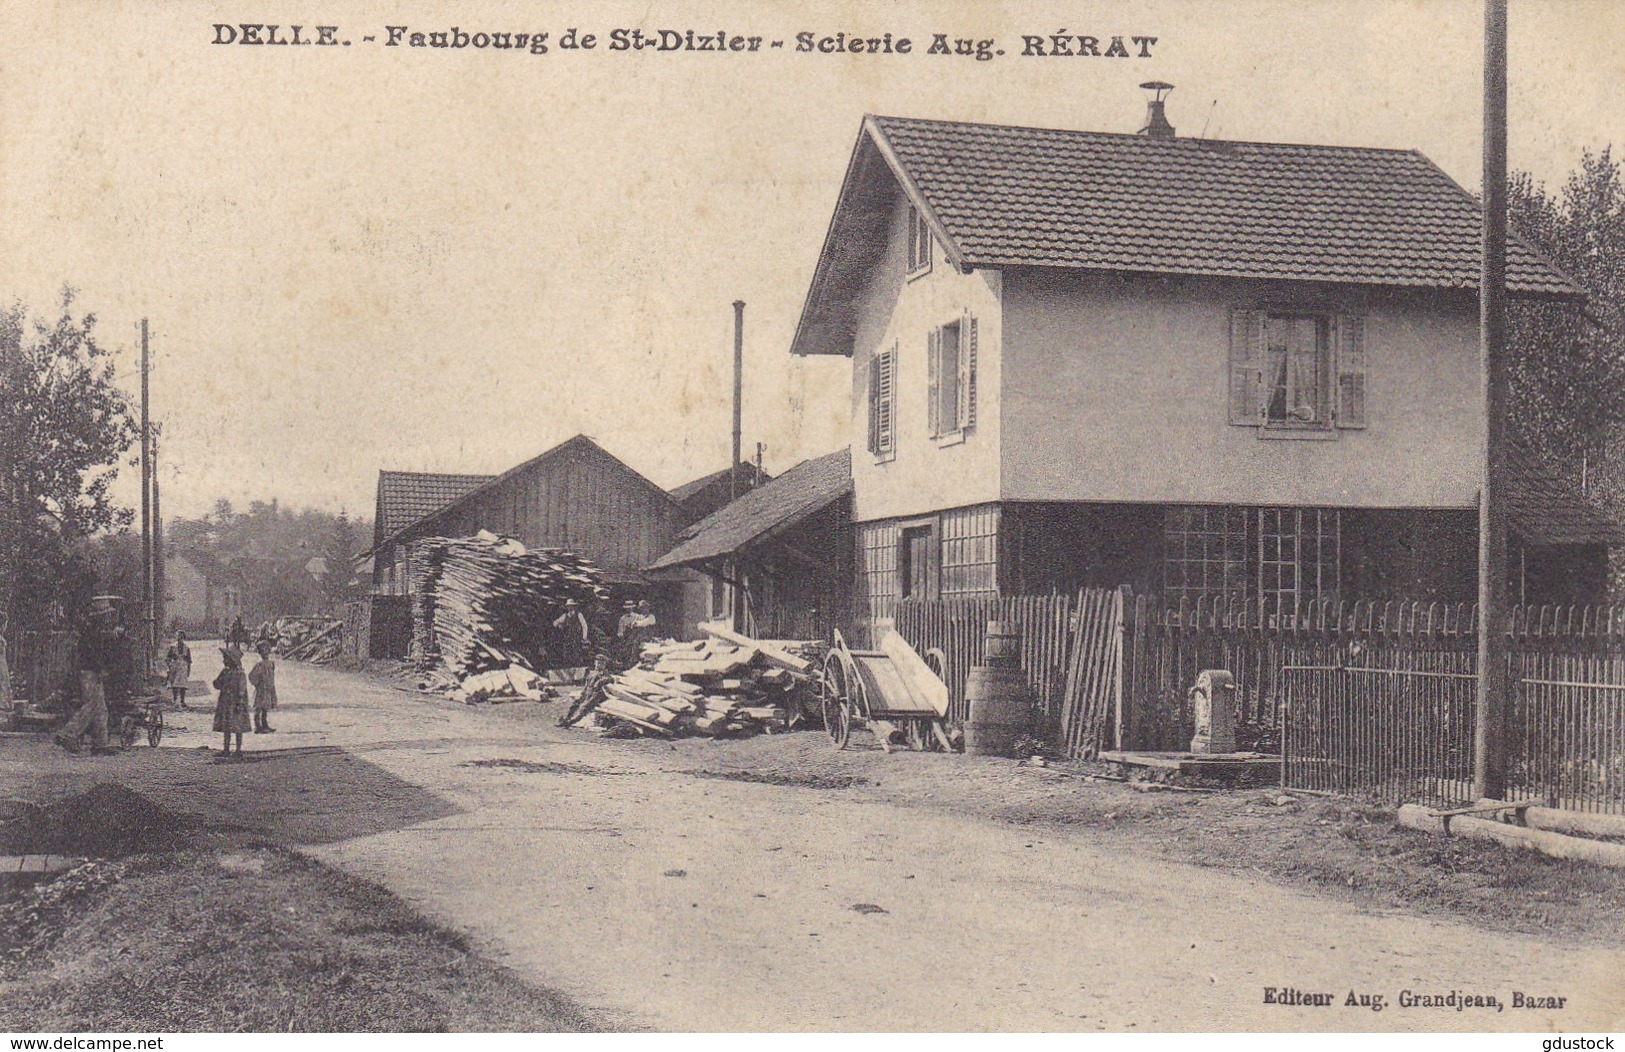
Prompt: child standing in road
<box><xmin>212</xmin><ymin>647</ymin><xmax>251</xmax><ymax>757</ymax></box>
<box><xmin>249</xmin><ymin>640</ymin><xmax>278</xmax><ymax>733</ymax></box>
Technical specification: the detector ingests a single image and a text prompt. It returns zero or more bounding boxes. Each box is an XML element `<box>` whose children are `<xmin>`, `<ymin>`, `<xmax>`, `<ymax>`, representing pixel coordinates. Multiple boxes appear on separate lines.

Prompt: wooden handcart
<box><xmin>819</xmin><ymin>628</ymin><xmax>953</xmax><ymax>752</ymax></box>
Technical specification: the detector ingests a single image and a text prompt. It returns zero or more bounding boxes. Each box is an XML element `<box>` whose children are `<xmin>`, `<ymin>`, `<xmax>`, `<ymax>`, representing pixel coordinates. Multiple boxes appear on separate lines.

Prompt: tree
<box><xmin>323</xmin><ymin>510</ymin><xmax>361</xmax><ymax>610</ymax></box>
<box><xmin>0</xmin><ymin>288</ymin><xmax>138</xmax><ymax>626</ymax></box>
<box><xmin>1508</xmin><ymin>148</ymin><xmax>1625</xmax><ymax>499</ymax></box>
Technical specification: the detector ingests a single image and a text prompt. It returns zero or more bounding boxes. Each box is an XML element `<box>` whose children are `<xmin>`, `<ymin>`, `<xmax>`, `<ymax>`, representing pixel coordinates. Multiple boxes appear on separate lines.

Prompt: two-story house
<box><xmin>790</xmin><ymin>104</ymin><xmax>1612</xmax><ymax>626</ymax></box>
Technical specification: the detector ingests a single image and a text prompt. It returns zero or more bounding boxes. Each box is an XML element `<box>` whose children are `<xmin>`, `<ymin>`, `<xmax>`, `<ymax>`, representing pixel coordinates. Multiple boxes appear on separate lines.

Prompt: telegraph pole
<box><xmin>140</xmin><ymin>318</ymin><xmax>153</xmax><ymax>658</ymax></box>
<box><xmin>153</xmin><ymin>435</ymin><xmax>165</xmax><ymax>643</ymax></box>
<box><xmin>731</xmin><ymin>300</ymin><xmax>745</xmax><ymax>501</ymax></box>
<box><xmin>1474</xmin><ymin>0</ymin><xmax>1509</xmax><ymax>801</ymax></box>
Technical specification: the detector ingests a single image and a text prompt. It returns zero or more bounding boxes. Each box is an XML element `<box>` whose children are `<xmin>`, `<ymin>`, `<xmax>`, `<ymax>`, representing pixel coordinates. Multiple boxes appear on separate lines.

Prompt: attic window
<box><xmin>907</xmin><ymin>205</ymin><xmax>932</xmax><ymax>276</ymax></box>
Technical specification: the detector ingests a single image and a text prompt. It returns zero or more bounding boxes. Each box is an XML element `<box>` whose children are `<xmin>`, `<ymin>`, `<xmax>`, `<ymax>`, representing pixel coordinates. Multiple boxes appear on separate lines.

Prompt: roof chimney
<box><xmin>1139</xmin><ymin>81</ymin><xmax>1176</xmax><ymax>138</ymax></box>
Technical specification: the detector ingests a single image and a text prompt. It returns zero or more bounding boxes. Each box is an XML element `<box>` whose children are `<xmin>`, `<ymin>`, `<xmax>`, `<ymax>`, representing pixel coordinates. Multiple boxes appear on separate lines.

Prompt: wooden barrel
<box><xmin>965</xmin><ymin>621</ymin><xmax>1032</xmax><ymax>756</ymax></box>
<box><xmin>983</xmin><ymin>620</ymin><xmax>1021</xmax><ymax>667</ymax></box>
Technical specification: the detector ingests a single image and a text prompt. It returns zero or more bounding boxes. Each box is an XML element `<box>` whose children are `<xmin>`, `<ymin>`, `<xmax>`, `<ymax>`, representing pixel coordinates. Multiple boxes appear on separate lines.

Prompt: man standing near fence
<box><xmin>55</xmin><ymin>599</ymin><xmax>121</xmax><ymax>754</ymax></box>
<box><xmin>0</xmin><ymin>612</ymin><xmax>12</xmax><ymax>709</ymax></box>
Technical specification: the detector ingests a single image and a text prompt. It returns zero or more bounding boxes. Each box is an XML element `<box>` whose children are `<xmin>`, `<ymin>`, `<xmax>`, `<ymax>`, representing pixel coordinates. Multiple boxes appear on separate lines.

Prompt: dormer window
<box><xmin>907</xmin><ymin>204</ymin><xmax>932</xmax><ymax>276</ymax></box>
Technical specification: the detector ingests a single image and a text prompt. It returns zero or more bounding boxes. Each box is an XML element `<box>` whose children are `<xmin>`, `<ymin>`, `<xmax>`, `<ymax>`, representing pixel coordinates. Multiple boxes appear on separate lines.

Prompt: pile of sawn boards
<box><xmin>409</xmin><ymin>530</ymin><xmax>608</xmax><ymax>678</ymax></box>
<box><xmin>592</xmin><ymin>625</ymin><xmax>823</xmax><ymax>738</ymax></box>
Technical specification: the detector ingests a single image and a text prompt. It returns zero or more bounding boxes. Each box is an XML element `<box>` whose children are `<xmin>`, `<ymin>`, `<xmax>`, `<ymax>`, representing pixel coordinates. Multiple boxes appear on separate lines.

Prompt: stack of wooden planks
<box><xmin>590</xmin><ymin>624</ymin><xmax>823</xmax><ymax>738</ymax></box>
<box><xmin>408</xmin><ymin>530</ymin><xmax>608</xmax><ymax>679</ymax></box>
<box><xmin>265</xmin><ymin>617</ymin><xmax>344</xmax><ymax>664</ymax></box>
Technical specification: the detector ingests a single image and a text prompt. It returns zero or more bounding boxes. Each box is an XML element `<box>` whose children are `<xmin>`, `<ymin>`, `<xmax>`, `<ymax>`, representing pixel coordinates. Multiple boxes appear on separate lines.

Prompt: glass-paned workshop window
<box><xmin>858</xmin><ymin>522</ymin><xmax>900</xmax><ymax>624</ymax></box>
<box><xmin>1163</xmin><ymin>506</ymin><xmax>1250</xmax><ymax>602</ymax></box>
<box><xmin>940</xmin><ymin>505</ymin><xmax>999</xmax><ymax>598</ymax></box>
<box><xmin>1163</xmin><ymin>506</ymin><xmax>1340</xmax><ymax>620</ymax></box>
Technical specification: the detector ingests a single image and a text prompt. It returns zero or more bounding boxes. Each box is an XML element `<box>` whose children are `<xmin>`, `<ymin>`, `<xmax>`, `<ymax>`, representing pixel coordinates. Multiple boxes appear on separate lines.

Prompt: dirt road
<box><xmin>8</xmin><ymin>653</ymin><xmax>1620</xmax><ymax>1031</ymax></box>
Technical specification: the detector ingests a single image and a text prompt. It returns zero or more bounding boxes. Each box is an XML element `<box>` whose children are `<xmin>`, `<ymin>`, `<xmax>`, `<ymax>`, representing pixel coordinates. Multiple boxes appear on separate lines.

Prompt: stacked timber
<box><xmin>588</xmin><ymin>624</ymin><xmax>823</xmax><ymax>739</ymax></box>
<box><xmin>408</xmin><ymin>530</ymin><xmax>608</xmax><ymax>680</ymax></box>
<box><xmin>264</xmin><ymin>617</ymin><xmax>344</xmax><ymax>664</ymax></box>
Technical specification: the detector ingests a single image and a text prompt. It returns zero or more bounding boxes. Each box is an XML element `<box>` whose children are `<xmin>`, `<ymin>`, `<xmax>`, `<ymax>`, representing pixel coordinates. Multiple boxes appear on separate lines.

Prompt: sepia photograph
<box><xmin>1</xmin><ymin>0</ymin><xmax>1622</xmax><ymax>1037</ymax></box>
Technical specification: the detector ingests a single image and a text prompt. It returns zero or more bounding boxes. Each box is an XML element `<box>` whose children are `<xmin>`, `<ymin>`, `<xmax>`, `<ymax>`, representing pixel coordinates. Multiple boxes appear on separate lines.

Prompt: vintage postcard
<box><xmin>1</xmin><ymin>0</ymin><xmax>1622</xmax><ymax>1038</ymax></box>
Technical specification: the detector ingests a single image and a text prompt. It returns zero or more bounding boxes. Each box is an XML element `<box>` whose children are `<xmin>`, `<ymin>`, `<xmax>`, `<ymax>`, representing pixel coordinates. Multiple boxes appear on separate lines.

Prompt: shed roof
<box><xmin>1507</xmin><ymin>446</ymin><xmax>1625</xmax><ymax>547</ymax></box>
<box><xmin>372</xmin><ymin>435</ymin><xmax>677</xmax><ymax>556</ymax></box>
<box><xmin>794</xmin><ymin>115</ymin><xmax>1582</xmax><ymax>356</ymax></box>
<box><xmin>375</xmin><ymin>471</ymin><xmax>494</xmax><ymax>541</ymax></box>
<box><xmin>649</xmin><ymin>448</ymin><xmax>852</xmax><ymax>571</ymax></box>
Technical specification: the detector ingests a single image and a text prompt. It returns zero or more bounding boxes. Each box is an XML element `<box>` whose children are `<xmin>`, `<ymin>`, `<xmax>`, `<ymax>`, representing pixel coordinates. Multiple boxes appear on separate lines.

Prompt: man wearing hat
<box><xmin>56</xmin><ymin>598</ymin><xmax>123</xmax><ymax>753</ymax></box>
<box><xmin>550</xmin><ymin>598</ymin><xmax>590</xmax><ymax>671</ymax></box>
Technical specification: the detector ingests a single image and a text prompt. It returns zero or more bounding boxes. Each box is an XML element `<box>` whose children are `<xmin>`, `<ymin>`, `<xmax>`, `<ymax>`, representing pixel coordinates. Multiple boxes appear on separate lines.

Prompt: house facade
<box><xmin>791</xmin><ymin>111</ymin><xmax>1608</xmax><ymax>625</ymax></box>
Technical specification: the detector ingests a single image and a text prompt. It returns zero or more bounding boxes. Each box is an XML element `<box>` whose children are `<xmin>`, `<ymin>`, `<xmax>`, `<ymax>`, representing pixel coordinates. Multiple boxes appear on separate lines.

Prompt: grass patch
<box><xmin>0</xmin><ymin>847</ymin><xmax>607</xmax><ymax>1032</ymax></box>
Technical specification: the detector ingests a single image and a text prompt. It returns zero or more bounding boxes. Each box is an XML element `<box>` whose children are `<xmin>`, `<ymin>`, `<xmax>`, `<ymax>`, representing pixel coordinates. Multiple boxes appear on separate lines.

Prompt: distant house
<box><xmin>365</xmin><ymin>435</ymin><xmax>707</xmax><ymax>652</ymax></box>
<box><xmin>788</xmin><ymin>106</ymin><xmax>1619</xmax><ymax>624</ymax></box>
<box><xmin>651</xmin><ymin>448</ymin><xmax>853</xmax><ymax>640</ymax></box>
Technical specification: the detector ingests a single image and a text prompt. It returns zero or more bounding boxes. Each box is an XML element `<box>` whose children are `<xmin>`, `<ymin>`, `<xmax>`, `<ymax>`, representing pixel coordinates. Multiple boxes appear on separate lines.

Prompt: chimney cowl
<box><xmin>1139</xmin><ymin>80</ymin><xmax>1176</xmax><ymax>139</ymax></box>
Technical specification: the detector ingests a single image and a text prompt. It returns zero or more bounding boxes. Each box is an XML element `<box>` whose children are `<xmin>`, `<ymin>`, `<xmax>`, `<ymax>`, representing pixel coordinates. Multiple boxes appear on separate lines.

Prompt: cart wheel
<box><xmin>119</xmin><ymin>715</ymin><xmax>138</xmax><ymax>749</ymax></box>
<box><xmin>148</xmin><ymin>709</ymin><xmax>164</xmax><ymax>748</ymax></box>
<box><xmin>924</xmin><ymin>647</ymin><xmax>948</xmax><ymax>682</ymax></box>
<box><xmin>820</xmin><ymin>653</ymin><xmax>857</xmax><ymax>750</ymax></box>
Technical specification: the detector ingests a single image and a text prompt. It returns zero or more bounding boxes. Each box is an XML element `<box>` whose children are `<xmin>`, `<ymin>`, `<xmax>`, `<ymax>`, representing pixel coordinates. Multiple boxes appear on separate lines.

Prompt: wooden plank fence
<box><xmin>892</xmin><ymin>591</ymin><xmax>1125</xmax><ymax>759</ymax></box>
<box><xmin>891</xmin><ymin>591</ymin><xmax>1625</xmax><ymax>804</ymax></box>
<box><xmin>2</xmin><ymin>629</ymin><xmax>77</xmax><ymax>709</ymax></box>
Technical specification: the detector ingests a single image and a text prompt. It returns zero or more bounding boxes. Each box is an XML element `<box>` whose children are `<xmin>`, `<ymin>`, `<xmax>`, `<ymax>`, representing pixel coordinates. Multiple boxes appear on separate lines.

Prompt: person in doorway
<box><xmin>165</xmin><ymin>632</ymin><xmax>193</xmax><ymax>710</ymax></box>
<box><xmin>629</xmin><ymin>599</ymin><xmax>659</xmax><ymax>646</ymax></box>
<box><xmin>615</xmin><ymin>600</ymin><xmax>638</xmax><ymax>640</ymax></box>
<box><xmin>56</xmin><ymin>600</ymin><xmax>121</xmax><ymax>754</ymax></box>
<box><xmin>212</xmin><ymin>646</ymin><xmax>251</xmax><ymax>757</ymax></box>
<box><xmin>248</xmin><ymin>640</ymin><xmax>277</xmax><ymax>733</ymax></box>
<box><xmin>229</xmin><ymin>616</ymin><xmax>248</xmax><ymax>649</ymax></box>
<box><xmin>551</xmin><ymin>598</ymin><xmax>590</xmax><ymax>670</ymax></box>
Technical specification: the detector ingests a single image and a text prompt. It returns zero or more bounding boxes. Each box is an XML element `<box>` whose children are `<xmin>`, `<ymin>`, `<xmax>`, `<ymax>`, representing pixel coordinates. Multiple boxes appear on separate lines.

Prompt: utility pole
<box><xmin>731</xmin><ymin>300</ymin><xmax>745</xmax><ymax>501</ymax></box>
<box><xmin>153</xmin><ymin>435</ymin><xmax>165</xmax><ymax>643</ymax></box>
<box><xmin>140</xmin><ymin>318</ymin><xmax>153</xmax><ymax>660</ymax></box>
<box><xmin>1474</xmin><ymin>0</ymin><xmax>1509</xmax><ymax>801</ymax></box>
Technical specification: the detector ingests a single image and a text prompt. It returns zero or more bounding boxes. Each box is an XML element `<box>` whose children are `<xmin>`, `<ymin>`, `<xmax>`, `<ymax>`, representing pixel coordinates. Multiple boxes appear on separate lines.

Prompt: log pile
<box><xmin>263</xmin><ymin>617</ymin><xmax>344</xmax><ymax>664</ymax></box>
<box><xmin>586</xmin><ymin>625</ymin><xmax>823</xmax><ymax>739</ymax></box>
<box><xmin>408</xmin><ymin>530</ymin><xmax>608</xmax><ymax>681</ymax></box>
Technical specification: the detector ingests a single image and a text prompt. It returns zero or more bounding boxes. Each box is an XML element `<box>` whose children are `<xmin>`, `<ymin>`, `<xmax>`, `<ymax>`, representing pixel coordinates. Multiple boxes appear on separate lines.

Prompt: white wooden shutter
<box><xmin>877</xmin><ymin>346</ymin><xmax>897</xmax><ymax>454</ymax></box>
<box><xmin>1229</xmin><ymin>308</ymin><xmax>1265</xmax><ymax>425</ymax></box>
<box><xmin>962</xmin><ymin>310</ymin><xmax>978</xmax><ymax>432</ymax></box>
<box><xmin>926</xmin><ymin>328</ymin><xmax>941</xmax><ymax>437</ymax></box>
<box><xmin>1335</xmin><ymin>314</ymin><xmax>1367</xmax><ymax>429</ymax></box>
<box><xmin>867</xmin><ymin>355</ymin><xmax>881</xmax><ymax>454</ymax></box>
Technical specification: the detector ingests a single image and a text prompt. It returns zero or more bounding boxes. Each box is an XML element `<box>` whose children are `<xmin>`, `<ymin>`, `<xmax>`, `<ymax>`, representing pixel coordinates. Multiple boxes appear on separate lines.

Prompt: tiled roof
<box><xmin>793</xmin><ymin>115</ymin><xmax>1583</xmax><ymax>357</ymax></box>
<box><xmin>1507</xmin><ymin>446</ymin><xmax>1625</xmax><ymax>547</ymax></box>
<box><xmin>670</xmin><ymin>464</ymin><xmax>770</xmax><ymax>504</ymax></box>
<box><xmin>873</xmin><ymin>115</ymin><xmax>1579</xmax><ymax>296</ymax></box>
<box><xmin>375</xmin><ymin>471</ymin><xmax>494</xmax><ymax>538</ymax></box>
<box><xmin>649</xmin><ymin>449</ymin><xmax>852</xmax><ymax>571</ymax></box>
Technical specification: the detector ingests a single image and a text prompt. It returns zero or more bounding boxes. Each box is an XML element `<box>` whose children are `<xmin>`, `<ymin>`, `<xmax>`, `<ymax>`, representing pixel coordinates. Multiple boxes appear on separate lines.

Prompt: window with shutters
<box><xmin>867</xmin><ymin>345</ymin><xmax>897</xmax><ymax>462</ymax></box>
<box><xmin>1229</xmin><ymin>308</ymin><xmax>1366</xmax><ymax>435</ymax></box>
<box><xmin>927</xmin><ymin>312</ymin><xmax>978</xmax><ymax>441</ymax></box>
<box><xmin>906</xmin><ymin>205</ymin><xmax>932</xmax><ymax>276</ymax></box>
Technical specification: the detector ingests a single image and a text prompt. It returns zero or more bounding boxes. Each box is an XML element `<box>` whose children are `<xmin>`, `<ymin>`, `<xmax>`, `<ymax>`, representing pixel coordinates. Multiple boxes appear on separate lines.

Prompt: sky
<box><xmin>2</xmin><ymin>0</ymin><xmax>1621</xmax><ymax>521</ymax></box>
